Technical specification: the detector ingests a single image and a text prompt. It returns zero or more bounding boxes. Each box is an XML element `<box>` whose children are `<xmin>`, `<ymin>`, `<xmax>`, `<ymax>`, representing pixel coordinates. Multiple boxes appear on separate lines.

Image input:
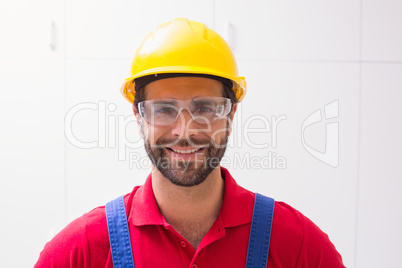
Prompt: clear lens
<box><xmin>138</xmin><ymin>97</ymin><xmax>231</xmax><ymax>126</ymax></box>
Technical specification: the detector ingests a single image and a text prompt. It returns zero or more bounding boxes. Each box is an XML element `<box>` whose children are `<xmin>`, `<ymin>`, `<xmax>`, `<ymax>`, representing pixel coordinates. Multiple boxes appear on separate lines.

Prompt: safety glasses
<box><xmin>137</xmin><ymin>97</ymin><xmax>232</xmax><ymax>126</ymax></box>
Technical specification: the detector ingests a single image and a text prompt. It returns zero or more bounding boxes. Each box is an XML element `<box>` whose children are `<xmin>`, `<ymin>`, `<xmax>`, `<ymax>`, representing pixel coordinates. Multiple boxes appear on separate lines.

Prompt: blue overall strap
<box><xmin>105</xmin><ymin>195</ymin><xmax>135</xmax><ymax>268</ymax></box>
<box><xmin>245</xmin><ymin>193</ymin><xmax>275</xmax><ymax>268</ymax></box>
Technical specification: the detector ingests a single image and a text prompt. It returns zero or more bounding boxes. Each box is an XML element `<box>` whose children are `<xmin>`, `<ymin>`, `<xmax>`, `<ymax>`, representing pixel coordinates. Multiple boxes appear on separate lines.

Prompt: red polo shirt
<box><xmin>35</xmin><ymin>167</ymin><xmax>345</xmax><ymax>267</ymax></box>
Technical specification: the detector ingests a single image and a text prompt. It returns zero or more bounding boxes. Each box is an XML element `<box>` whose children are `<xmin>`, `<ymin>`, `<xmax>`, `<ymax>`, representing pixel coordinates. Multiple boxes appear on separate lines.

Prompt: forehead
<box><xmin>144</xmin><ymin>76</ymin><xmax>224</xmax><ymax>100</ymax></box>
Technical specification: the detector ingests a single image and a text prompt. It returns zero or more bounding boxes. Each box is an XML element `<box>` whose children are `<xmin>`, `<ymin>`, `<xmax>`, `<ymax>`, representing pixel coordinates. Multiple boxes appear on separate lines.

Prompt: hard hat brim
<box><xmin>120</xmin><ymin>66</ymin><xmax>247</xmax><ymax>104</ymax></box>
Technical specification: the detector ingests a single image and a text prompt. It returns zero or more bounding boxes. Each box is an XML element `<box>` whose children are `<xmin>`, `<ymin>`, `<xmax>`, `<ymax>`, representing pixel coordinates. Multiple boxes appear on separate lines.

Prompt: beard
<box><xmin>141</xmin><ymin>126</ymin><xmax>229</xmax><ymax>187</ymax></box>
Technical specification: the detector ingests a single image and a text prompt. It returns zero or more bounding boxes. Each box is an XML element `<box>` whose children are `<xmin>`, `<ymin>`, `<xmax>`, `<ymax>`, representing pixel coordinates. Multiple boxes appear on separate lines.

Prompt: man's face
<box><xmin>135</xmin><ymin>77</ymin><xmax>236</xmax><ymax>187</ymax></box>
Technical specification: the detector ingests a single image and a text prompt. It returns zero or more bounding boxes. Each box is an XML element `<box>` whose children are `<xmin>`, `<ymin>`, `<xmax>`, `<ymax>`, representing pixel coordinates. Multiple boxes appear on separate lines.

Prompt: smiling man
<box><xmin>35</xmin><ymin>18</ymin><xmax>345</xmax><ymax>267</ymax></box>
<box><xmin>138</xmin><ymin>76</ymin><xmax>233</xmax><ymax>187</ymax></box>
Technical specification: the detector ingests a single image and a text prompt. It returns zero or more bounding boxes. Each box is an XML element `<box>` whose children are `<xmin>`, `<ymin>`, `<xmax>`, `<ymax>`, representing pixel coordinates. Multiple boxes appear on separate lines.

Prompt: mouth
<box><xmin>165</xmin><ymin>146</ymin><xmax>206</xmax><ymax>157</ymax></box>
<box><xmin>168</xmin><ymin>147</ymin><xmax>204</xmax><ymax>153</ymax></box>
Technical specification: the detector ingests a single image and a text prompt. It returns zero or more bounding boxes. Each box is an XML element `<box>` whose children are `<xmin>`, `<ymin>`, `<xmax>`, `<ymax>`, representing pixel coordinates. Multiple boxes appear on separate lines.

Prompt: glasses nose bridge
<box><xmin>170</xmin><ymin>106</ymin><xmax>196</xmax><ymax>137</ymax></box>
<box><xmin>175</xmin><ymin>106</ymin><xmax>195</xmax><ymax>122</ymax></box>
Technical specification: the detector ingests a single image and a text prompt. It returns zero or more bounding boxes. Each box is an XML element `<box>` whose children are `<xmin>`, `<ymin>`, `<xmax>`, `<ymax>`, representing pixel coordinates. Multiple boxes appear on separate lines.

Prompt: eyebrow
<box><xmin>192</xmin><ymin>99</ymin><xmax>216</xmax><ymax>106</ymax></box>
<box><xmin>151</xmin><ymin>100</ymin><xmax>178</xmax><ymax>105</ymax></box>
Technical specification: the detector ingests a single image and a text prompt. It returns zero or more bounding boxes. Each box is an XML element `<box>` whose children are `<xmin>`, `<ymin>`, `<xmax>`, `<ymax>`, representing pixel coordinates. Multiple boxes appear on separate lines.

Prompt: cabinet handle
<box><xmin>224</xmin><ymin>21</ymin><xmax>236</xmax><ymax>52</ymax></box>
<box><xmin>50</xmin><ymin>21</ymin><xmax>57</xmax><ymax>51</ymax></box>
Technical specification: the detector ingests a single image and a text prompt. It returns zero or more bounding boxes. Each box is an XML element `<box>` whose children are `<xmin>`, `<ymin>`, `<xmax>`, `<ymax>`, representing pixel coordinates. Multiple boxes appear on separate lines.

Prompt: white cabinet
<box><xmin>215</xmin><ymin>0</ymin><xmax>360</xmax><ymax>61</ymax></box>
<box><xmin>65</xmin><ymin>0</ymin><xmax>215</xmax><ymax>59</ymax></box>
<box><xmin>0</xmin><ymin>1</ymin><xmax>64</xmax><ymax>266</ymax></box>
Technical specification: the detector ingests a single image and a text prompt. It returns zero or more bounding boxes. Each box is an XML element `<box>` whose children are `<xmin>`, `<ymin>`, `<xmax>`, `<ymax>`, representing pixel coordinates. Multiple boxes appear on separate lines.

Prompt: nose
<box><xmin>170</xmin><ymin>108</ymin><xmax>199</xmax><ymax>138</ymax></box>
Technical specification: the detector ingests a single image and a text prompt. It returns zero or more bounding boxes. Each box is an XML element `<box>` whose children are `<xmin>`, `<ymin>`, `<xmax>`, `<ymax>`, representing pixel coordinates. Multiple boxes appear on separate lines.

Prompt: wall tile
<box><xmin>356</xmin><ymin>63</ymin><xmax>402</xmax><ymax>268</ymax></box>
<box><xmin>362</xmin><ymin>0</ymin><xmax>402</xmax><ymax>61</ymax></box>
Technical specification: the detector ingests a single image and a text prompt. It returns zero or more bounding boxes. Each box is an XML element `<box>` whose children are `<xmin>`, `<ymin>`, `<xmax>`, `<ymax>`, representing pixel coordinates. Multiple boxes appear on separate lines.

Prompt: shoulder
<box><xmin>34</xmin><ymin>189</ymin><xmax>140</xmax><ymax>268</ymax></box>
<box><xmin>270</xmin><ymin>201</ymin><xmax>345</xmax><ymax>267</ymax></box>
<box><xmin>269</xmin><ymin>201</ymin><xmax>304</xmax><ymax>264</ymax></box>
<box><xmin>34</xmin><ymin>206</ymin><xmax>108</xmax><ymax>267</ymax></box>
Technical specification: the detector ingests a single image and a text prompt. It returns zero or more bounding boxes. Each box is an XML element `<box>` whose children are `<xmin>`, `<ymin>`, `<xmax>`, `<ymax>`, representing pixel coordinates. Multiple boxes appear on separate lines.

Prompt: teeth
<box><xmin>171</xmin><ymin>148</ymin><xmax>202</xmax><ymax>154</ymax></box>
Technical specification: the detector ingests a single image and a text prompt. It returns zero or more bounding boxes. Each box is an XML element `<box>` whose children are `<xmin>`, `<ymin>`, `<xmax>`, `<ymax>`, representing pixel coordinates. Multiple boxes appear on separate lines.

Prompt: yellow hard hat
<box><xmin>120</xmin><ymin>18</ymin><xmax>247</xmax><ymax>103</ymax></box>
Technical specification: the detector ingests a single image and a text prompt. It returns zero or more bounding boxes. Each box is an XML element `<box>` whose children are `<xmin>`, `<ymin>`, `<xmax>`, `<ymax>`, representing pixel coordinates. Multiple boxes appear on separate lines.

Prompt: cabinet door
<box><xmin>0</xmin><ymin>0</ymin><xmax>64</xmax><ymax>58</ymax></box>
<box><xmin>0</xmin><ymin>1</ymin><xmax>64</xmax><ymax>266</ymax></box>
<box><xmin>0</xmin><ymin>58</ymin><xmax>65</xmax><ymax>267</ymax></box>
<box><xmin>214</xmin><ymin>0</ymin><xmax>360</xmax><ymax>61</ymax></box>
<box><xmin>65</xmin><ymin>0</ymin><xmax>215</xmax><ymax>59</ymax></box>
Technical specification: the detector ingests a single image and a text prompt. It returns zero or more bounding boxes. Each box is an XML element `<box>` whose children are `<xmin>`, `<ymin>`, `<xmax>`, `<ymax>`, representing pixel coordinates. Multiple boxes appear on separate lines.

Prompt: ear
<box><xmin>133</xmin><ymin>106</ymin><xmax>140</xmax><ymax>124</ymax></box>
<box><xmin>133</xmin><ymin>106</ymin><xmax>144</xmax><ymax>139</ymax></box>
<box><xmin>227</xmin><ymin>103</ymin><xmax>238</xmax><ymax>136</ymax></box>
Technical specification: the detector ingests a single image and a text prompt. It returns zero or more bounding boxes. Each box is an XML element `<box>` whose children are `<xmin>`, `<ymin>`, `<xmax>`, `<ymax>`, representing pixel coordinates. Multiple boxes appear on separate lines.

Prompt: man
<box><xmin>35</xmin><ymin>18</ymin><xmax>345</xmax><ymax>267</ymax></box>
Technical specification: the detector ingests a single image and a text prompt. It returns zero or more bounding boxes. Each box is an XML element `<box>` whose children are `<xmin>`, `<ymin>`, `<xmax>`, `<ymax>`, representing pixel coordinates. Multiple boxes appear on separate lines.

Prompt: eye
<box><xmin>193</xmin><ymin>105</ymin><xmax>216</xmax><ymax>116</ymax></box>
<box><xmin>154</xmin><ymin>106</ymin><xmax>176</xmax><ymax>115</ymax></box>
<box><xmin>198</xmin><ymin>105</ymin><xmax>215</xmax><ymax>113</ymax></box>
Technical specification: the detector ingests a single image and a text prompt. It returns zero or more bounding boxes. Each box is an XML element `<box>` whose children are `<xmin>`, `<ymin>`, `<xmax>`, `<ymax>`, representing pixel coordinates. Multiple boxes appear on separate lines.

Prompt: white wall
<box><xmin>0</xmin><ymin>0</ymin><xmax>401</xmax><ymax>267</ymax></box>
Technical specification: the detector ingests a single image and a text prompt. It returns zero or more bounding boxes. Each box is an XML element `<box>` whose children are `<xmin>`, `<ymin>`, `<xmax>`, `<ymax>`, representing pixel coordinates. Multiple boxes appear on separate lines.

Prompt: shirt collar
<box><xmin>129</xmin><ymin>166</ymin><xmax>255</xmax><ymax>228</ymax></box>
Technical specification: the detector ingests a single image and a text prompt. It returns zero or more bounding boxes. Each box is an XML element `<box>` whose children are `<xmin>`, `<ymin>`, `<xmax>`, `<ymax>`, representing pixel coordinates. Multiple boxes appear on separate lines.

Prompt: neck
<box><xmin>151</xmin><ymin>166</ymin><xmax>225</xmax><ymax>248</ymax></box>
